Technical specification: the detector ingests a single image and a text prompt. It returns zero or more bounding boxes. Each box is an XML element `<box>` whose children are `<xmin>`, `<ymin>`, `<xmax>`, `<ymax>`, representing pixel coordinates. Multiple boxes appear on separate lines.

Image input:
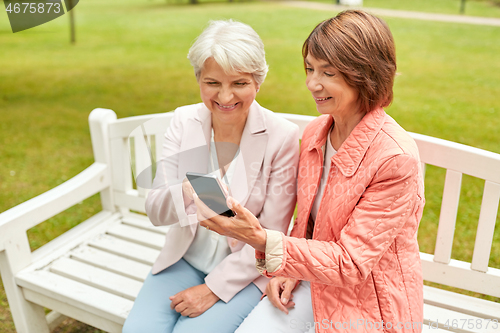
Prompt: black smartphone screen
<box><xmin>186</xmin><ymin>172</ymin><xmax>235</xmax><ymax>217</ymax></box>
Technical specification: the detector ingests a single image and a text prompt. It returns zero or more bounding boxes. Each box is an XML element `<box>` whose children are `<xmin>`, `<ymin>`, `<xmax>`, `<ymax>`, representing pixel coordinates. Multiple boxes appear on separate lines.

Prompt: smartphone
<box><xmin>186</xmin><ymin>172</ymin><xmax>235</xmax><ymax>217</ymax></box>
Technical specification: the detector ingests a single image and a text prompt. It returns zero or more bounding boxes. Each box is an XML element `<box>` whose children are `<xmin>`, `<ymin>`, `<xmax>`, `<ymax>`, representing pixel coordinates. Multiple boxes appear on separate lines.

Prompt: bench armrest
<box><xmin>0</xmin><ymin>162</ymin><xmax>111</xmax><ymax>251</ymax></box>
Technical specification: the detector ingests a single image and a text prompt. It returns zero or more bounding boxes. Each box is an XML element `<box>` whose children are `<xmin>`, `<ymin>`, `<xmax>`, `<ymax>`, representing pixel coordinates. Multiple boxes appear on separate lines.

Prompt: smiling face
<box><xmin>305</xmin><ymin>54</ymin><xmax>360</xmax><ymax>120</ymax></box>
<box><xmin>198</xmin><ymin>57</ymin><xmax>259</xmax><ymax>126</ymax></box>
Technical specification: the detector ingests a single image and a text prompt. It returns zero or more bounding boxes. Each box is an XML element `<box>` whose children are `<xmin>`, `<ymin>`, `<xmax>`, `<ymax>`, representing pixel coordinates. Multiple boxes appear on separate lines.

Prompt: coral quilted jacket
<box><xmin>267</xmin><ymin>107</ymin><xmax>425</xmax><ymax>332</ymax></box>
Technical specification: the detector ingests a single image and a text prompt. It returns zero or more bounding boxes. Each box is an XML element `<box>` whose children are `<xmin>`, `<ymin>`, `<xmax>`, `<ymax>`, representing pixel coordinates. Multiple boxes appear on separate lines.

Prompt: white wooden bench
<box><xmin>1</xmin><ymin>109</ymin><xmax>499</xmax><ymax>333</ymax></box>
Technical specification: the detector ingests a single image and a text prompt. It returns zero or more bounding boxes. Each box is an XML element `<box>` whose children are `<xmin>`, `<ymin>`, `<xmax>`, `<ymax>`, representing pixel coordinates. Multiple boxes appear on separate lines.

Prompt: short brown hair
<box><xmin>303</xmin><ymin>10</ymin><xmax>396</xmax><ymax>113</ymax></box>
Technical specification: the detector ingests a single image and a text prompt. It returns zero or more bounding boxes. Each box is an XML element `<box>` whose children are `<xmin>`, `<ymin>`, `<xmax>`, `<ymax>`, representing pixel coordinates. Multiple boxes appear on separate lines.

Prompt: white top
<box><xmin>183</xmin><ymin>129</ymin><xmax>235</xmax><ymax>274</ymax></box>
<box><xmin>311</xmin><ymin>127</ymin><xmax>337</xmax><ymax>222</ymax></box>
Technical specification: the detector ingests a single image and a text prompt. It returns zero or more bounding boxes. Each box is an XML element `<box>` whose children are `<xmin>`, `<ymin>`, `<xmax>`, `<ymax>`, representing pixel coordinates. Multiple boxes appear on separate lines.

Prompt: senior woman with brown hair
<box><xmin>196</xmin><ymin>10</ymin><xmax>425</xmax><ymax>333</ymax></box>
<box><xmin>122</xmin><ymin>20</ymin><xmax>299</xmax><ymax>333</ymax></box>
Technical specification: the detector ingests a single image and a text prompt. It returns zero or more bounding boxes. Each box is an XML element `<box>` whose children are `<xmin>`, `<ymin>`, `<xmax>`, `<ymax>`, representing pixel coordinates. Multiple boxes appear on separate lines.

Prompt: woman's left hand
<box><xmin>194</xmin><ymin>195</ymin><xmax>267</xmax><ymax>252</ymax></box>
<box><xmin>169</xmin><ymin>284</ymin><xmax>219</xmax><ymax>317</ymax></box>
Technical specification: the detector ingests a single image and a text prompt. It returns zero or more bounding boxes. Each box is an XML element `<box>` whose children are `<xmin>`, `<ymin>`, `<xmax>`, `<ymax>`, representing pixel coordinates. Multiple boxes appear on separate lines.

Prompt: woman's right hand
<box><xmin>266</xmin><ymin>277</ymin><xmax>298</xmax><ymax>314</ymax></box>
<box><xmin>182</xmin><ymin>178</ymin><xmax>195</xmax><ymax>208</ymax></box>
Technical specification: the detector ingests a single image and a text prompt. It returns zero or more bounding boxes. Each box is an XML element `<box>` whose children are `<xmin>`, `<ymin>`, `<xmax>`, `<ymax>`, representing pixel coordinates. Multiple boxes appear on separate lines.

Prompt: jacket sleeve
<box><xmin>263</xmin><ymin>153</ymin><xmax>421</xmax><ymax>286</ymax></box>
<box><xmin>205</xmin><ymin>124</ymin><xmax>300</xmax><ymax>302</ymax></box>
<box><xmin>145</xmin><ymin>109</ymin><xmax>198</xmax><ymax>227</ymax></box>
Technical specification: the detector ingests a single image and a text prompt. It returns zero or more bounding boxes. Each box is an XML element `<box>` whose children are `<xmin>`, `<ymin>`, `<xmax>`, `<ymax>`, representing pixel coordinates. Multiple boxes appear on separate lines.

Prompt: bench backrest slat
<box><xmin>420</xmin><ymin>162</ymin><xmax>426</xmax><ymax>179</ymax></box>
<box><xmin>434</xmin><ymin>169</ymin><xmax>462</xmax><ymax>264</ymax></box>
<box><xmin>155</xmin><ymin>133</ymin><xmax>163</xmax><ymax>167</ymax></box>
<box><xmin>471</xmin><ymin>180</ymin><xmax>500</xmax><ymax>273</ymax></box>
<box><xmin>110</xmin><ymin>137</ymin><xmax>133</xmax><ymax>195</ymax></box>
<box><xmin>131</xmin><ymin>132</ymin><xmax>153</xmax><ymax>198</ymax></box>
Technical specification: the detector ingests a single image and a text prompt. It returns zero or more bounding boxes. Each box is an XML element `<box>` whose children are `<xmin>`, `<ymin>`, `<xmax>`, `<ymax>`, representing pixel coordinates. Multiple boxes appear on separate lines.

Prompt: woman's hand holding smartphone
<box><xmin>186</xmin><ymin>172</ymin><xmax>235</xmax><ymax>218</ymax></box>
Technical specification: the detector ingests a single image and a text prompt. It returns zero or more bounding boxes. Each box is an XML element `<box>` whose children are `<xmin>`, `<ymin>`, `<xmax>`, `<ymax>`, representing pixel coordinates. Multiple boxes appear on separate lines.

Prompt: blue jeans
<box><xmin>122</xmin><ymin>259</ymin><xmax>262</xmax><ymax>333</ymax></box>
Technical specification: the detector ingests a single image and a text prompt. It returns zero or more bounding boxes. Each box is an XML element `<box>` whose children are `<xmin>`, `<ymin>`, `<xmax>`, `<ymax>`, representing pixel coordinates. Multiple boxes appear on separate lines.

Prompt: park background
<box><xmin>1</xmin><ymin>0</ymin><xmax>499</xmax><ymax>331</ymax></box>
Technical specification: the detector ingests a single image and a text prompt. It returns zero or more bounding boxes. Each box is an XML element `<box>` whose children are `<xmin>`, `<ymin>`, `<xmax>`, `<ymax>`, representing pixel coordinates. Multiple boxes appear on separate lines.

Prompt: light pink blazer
<box><xmin>145</xmin><ymin>101</ymin><xmax>299</xmax><ymax>302</ymax></box>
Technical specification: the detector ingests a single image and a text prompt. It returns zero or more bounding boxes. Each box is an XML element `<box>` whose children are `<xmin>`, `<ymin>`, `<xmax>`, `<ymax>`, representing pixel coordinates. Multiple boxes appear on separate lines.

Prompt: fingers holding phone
<box><xmin>185</xmin><ymin>172</ymin><xmax>235</xmax><ymax>218</ymax></box>
<box><xmin>195</xmin><ymin>195</ymin><xmax>267</xmax><ymax>252</ymax></box>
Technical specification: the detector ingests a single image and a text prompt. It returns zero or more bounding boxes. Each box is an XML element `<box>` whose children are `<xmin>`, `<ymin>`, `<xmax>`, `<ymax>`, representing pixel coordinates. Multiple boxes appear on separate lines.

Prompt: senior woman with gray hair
<box><xmin>122</xmin><ymin>20</ymin><xmax>299</xmax><ymax>333</ymax></box>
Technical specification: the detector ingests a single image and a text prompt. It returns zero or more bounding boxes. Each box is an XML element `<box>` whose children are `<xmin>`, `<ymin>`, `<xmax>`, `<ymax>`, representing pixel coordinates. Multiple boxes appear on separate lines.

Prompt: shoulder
<box><xmin>301</xmin><ymin>115</ymin><xmax>330</xmax><ymax>145</ymax></box>
<box><xmin>368</xmin><ymin>114</ymin><xmax>421</xmax><ymax>177</ymax></box>
<box><xmin>304</xmin><ymin>115</ymin><xmax>329</xmax><ymax>135</ymax></box>
<box><xmin>375</xmin><ymin>114</ymin><xmax>420</xmax><ymax>160</ymax></box>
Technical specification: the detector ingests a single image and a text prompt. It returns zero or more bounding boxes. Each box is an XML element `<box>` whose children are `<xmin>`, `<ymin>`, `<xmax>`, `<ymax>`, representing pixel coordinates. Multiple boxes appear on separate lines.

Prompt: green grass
<box><xmin>1</xmin><ymin>0</ymin><xmax>500</xmax><ymax>331</ymax></box>
<box><xmin>363</xmin><ymin>0</ymin><xmax>500</xmax><ymax>17</ymax></box>
<box><xmin>310</xmin><ymin>0</ymin><xmax>500</xmax><ymax>18</ymax></box>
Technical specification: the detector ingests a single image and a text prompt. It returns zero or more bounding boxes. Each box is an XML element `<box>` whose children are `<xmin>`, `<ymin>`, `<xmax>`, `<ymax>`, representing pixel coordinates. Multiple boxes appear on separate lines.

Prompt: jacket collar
<box><xmin>230</xmin><ymin>101</ymin><xmax>268</xmax><ymax>206</ymax></box>
<box><xmin>307</xmin><ymin>107</ymin><xmax>386</xmax><ymax>177</ymax></box>
<box><xmin>192</xmin><ymin>104</ymin><xmax>212</xmax><ymax>147</ymax></box>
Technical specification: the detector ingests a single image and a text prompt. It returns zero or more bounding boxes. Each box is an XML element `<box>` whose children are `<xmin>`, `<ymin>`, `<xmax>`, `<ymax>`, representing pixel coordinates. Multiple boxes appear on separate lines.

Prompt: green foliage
<box><xmin>0</xmin><ymin>0</ymin><xmax>499</xmax><ymax>331</ymax></box>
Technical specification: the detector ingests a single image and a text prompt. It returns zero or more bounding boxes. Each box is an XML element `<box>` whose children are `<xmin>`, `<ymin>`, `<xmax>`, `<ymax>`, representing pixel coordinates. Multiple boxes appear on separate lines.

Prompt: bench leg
<box><xmin>1</xmin><ymin>282</ymin><xmax>50</xmax><ymax>333</ymax></box>
<box><xmin>47</xmin><ymin>311</ymin><xmax>68</xmax><ymax>331</ymax></box>
<box><xmin>0</xmin><ymin>234</ymin><xmax>50</xmax><ymax>333</ymax></box>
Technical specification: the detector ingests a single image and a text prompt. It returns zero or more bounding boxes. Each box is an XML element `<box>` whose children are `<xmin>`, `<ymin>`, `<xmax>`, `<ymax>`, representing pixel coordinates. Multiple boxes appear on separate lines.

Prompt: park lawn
<box><xmin>364</xmin><ymin>0</ymin><xmax>500</xmax><ymax>17</ymax></box>
<box><xmin>0</xmin><ymin>0</ymin><xmax>499</xmax><ymax>331</ymax></box>
<box><xmin>310</xmin><ymin>0</ymin><xmax>500</xmax><ymax>18</ymax></box>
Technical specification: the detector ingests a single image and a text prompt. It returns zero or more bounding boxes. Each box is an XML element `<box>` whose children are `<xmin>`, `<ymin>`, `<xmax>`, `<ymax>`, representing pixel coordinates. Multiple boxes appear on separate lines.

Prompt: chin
<box><xmin>316</xmin><ymin>107</ymin><xmax>331</xmax><ymax>116</ymax></box>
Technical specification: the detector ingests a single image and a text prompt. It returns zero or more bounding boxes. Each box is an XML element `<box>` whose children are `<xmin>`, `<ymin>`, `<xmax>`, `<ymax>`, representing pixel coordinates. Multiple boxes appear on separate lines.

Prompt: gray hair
<box><xmin>187</xmin><ymin>20</ymin><xmax>269</xmax><ymax>86</ymax></box>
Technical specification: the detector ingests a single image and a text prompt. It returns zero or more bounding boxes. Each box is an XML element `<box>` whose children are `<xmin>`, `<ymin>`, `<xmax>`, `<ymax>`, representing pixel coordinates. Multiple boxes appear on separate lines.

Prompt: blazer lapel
<box><xmin>177</xmin><ymin>105</ymin><xmax>211</xmax><ymax>180</ymax></box>
<box><xmin>230</xmin><ymin>102</ymin><xmax>267</xmax><ymax>207</ymax></box>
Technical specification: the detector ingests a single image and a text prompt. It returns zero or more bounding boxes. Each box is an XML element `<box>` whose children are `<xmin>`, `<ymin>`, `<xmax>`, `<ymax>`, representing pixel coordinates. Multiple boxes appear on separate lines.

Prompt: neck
<box><xmin>329</xmin><ymin>110</ymin><xmax>367</xmax><ymax>150</ymax></box>
<box><xmin>212</xmin><ymin>116</ymin><xmax>246</xmax><ymax>144</ymax></box>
